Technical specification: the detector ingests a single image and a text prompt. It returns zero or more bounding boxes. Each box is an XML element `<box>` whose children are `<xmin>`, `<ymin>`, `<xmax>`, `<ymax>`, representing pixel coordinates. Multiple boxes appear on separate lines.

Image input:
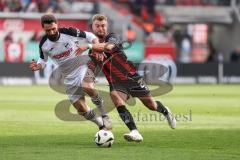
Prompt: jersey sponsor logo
<box><xmin>52</xmin><ymin>48</ymin><xmax>73</xmax><ymax>59</ymax></box>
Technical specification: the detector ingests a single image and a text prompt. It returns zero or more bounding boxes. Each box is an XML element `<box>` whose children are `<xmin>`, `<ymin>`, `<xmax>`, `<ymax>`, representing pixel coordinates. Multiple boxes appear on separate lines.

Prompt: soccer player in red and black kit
<box><xmin>77</xmin><ymin>14</ymin><xmax>176</xmax><ymax>142</ymax></box>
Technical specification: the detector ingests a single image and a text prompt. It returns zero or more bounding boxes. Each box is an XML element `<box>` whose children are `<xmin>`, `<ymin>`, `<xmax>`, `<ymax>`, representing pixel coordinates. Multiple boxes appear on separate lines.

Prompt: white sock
<box><xmin>91</xmin><ymin>94</ymin><xmax>107</xmax><ymax>116</ymax></box>
<box><xmin>131</xmin><ymin>129</ymin><xmax>139</xmax><ymax>134</ymax></box>
<box><xmin>79</xmin><ymin>109</ymin><xmax>104</xmax><ymax>128</ymax></box>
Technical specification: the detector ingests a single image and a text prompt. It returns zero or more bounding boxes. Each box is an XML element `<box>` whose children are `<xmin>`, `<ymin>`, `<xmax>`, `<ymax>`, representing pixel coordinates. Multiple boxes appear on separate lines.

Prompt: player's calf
<box><xmin>91</xmin><ymin>94</ymin><xmax>113</xmax><ymax>130</ymax></box>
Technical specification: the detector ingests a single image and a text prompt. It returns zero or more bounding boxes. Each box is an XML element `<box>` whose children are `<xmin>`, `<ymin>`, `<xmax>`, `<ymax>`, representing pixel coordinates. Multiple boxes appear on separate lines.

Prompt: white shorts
<box><xmin>64</xmin><ymin>65</ymin><xmax>87</xmax><ymax>104</ymax></box>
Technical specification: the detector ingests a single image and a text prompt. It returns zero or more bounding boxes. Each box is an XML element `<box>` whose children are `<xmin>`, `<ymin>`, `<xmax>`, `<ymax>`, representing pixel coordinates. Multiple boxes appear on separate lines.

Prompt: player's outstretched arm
<box><xmin>29</xmin><ymin>59</ymin><xmax>43</xmax><ymax>71</ymax></box>
<box><xmin>92</xmin><ymin>43</ymin><xmax>115</xmax><ymax>52</ymax></box>
<box><xmin>75</xmin><ymin>43</ymin><xmax>115</xmax><ymax>55</ymax></box>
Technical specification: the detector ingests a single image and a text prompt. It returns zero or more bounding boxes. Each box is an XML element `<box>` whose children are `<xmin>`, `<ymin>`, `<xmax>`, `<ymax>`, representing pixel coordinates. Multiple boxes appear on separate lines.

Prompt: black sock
<box><xmin>99</xmin><ymin>125</ymin><xmax>105</xmax><ymax>130</ymax></box>
<box><xmin>117</xmin><ymin>105</ymin><xmax>137</xmax><ymax>131</ymax></box>
<box><xmin>156</xmin><ymin>101</ymin><xmax>168</xmax><ymax>115</ymax></box>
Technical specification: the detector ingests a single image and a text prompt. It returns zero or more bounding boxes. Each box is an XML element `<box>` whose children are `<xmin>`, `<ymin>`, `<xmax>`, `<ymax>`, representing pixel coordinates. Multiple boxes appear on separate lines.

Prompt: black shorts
<box><xmin>109</xmin><ymin>77</ymin><xmax>150</xmax><ymax>98</ymax></box>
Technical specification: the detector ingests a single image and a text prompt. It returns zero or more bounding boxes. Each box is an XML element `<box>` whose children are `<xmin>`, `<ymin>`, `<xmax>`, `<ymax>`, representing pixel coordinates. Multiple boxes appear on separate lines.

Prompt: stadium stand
<box><xmin>1</xmin><ymin>0</ymin><xmax>240</xmax><ymax>84</ymax></box>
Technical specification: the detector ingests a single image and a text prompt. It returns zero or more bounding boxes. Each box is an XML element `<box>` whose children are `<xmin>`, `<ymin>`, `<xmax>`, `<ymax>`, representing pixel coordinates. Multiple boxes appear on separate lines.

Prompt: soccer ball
<box><xmin>94</xmin><ymin>130</ymin><xmax>114</xmax><ymax>147</ymax></box>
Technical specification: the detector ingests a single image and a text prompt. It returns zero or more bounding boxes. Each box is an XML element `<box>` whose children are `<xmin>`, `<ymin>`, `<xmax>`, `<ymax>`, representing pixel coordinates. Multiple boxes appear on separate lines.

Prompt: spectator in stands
<box><xmin>21</xmin><ymin>0</ymin><xmax>30</xmax><ymax>10</ymax></box>
<box><xmin>206</xmin><ymin>41</ymin><xmax>218</xmax><ymax>62</ymax></box>
<box><xmin>53</xmin><ymin>0</ymin><xmax>71</xmax><ymax>13</ymax></box>
<box><xmin>25</xmin><ymin>0</ymin><xmax>43</xmax><ymax>12</ymax></box>
<box><xmin>25</xmin><ymin>0</ymin><xmax>57</xmax><ymax>13</ymax></box>
<box><xmin>37</xmin><ymin>0</ymin><xmax>50</xmax><ymax>12</ymax></box>
<box><xmin>143</xmin><ymin>19</ymin><xmax>155</xmax><ymax>43</ymax></box>
<box><xmin>143</xmin><ymin>18</ymin><xmax>154</xmax><ymax>36</ymax></box>
<box><xmin>125</xmin><ymin>24</ymin><xmax>136</xmax><ymax>42</ymax></box>
<box><xmin>0</xmin><ymin>0</ymin><xmax>7</xmax><ymax>11</ymax></box>
<box><xmin>140</xmin><ymin>6</ymin><xmax>149</xmax><ymax>20</ymax></box>
<box><xmin>4</xmin><ymin>32</ymin><xmax>14</xmax><ymax>43</ymax></box>
<box><xmin>206</xmin><ymin>27</ymin><xmax>218</xmax><ymax>63</ymax></box>
<box><xmin>144</xmin><ymin>0</ymin><xmax>155</xmax><ymax>17</ymax></box>
<box><xmin>154</xmin><ymin>11</ymin><xmax>163</xmax><ymax>27</ymax></box>
<box><xmin>230</xmin><ymin>48</ymin><xmax>240</xmax><ymax>62</ymax></box>
<box><xmin>7</xmin><ymin>0</ymin><xmax>22</xmax><ymax>12</ymax></box>
<box><xmin>130</xmin><ymin>0</ymin><xmax>142</xmax><ymax>16</ymax></box>
<box><xmin>172</xmin><ymin>26</ymin><xmax>183</xmax><ymax>53</ymax></box>
<box><xmin>179</xmin><ymin>34</ymin><xmax>191</xmax><ymax>63</ymax></box>
<box><xmin>164</xmin><ymin>25</ymin><xmax>175</xmax><ymax>42</ymax></box>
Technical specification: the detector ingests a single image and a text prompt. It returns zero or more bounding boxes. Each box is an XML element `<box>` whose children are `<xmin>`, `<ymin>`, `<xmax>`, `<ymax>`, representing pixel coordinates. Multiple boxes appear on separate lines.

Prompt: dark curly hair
<box><xmin>41</xmin><ymin>14</ymin><xmax>58</xmax><ymax>27</ymax></box>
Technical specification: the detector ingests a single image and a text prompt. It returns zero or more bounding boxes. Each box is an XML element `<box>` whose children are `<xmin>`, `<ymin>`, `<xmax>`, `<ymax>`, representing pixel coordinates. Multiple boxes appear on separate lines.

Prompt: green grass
<box><xmin>0</xmin><ymin>85</ymin><xmax>240</xmax><ymax>160</ymax></box>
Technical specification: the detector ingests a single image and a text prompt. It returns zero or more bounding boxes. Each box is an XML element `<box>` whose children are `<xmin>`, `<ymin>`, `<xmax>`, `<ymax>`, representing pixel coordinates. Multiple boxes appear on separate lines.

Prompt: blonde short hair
<box><xmin>92</xmin><ymin>14</ymin><xmax>108</xmax><ymax>22</ymax></box>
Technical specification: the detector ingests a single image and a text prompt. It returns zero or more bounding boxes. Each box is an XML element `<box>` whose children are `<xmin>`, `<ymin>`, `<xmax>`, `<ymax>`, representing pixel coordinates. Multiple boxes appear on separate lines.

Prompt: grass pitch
<box><xmin>0</xmin><ymin>84</ymin><xmax>240</xmax><ymax>160</ymax></box>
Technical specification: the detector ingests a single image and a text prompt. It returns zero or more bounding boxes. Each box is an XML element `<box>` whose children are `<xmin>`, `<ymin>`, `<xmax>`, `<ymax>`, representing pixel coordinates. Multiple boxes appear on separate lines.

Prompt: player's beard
<box><xmin>48</xmin><ymin>32</ymin><xmax>60</xmax><ymax>41</ymax></box>
<box><xmin>95</xmin><ymin>32</ymin><xmax>105</xmax><ymax>39</ymax></box>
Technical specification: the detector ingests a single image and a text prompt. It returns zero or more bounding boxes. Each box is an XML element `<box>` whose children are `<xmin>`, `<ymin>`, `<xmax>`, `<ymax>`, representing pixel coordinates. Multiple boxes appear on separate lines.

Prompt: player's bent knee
<box><xmin>110</xmin><ymin>92</ymin><xmax>117</xmax><ymax>98</ymax></box>
<box><xmin>110</xmin><ymin>93</ymin><xmax>124</xmax><ymax>107</ymax></box>
<box><xmin>82</xmin><ymin>85</ymin><xmax>95</xmax><ymax>95</ymax></box>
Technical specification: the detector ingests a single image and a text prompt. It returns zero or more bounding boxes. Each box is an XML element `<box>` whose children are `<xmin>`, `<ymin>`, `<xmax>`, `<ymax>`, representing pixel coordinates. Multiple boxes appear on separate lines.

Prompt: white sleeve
<box><xmin>37</xmin><ymin>58</ymin><xmax>47</xmax><ymax>69</ymax></box>
<box><xmin>84</xmin><ymin>31</ymin><xmax>97</xmax><ymax>43</ymax></box>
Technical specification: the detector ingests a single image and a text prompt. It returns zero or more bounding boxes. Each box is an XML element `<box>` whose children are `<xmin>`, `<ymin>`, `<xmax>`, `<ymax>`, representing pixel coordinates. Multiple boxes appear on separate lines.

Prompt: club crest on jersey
<box><xmin>64</xmin><ymin>43</ymin><xmax>70</xmax><ymax>48</ymax></box>
<box><xmin>53</xmin><ymin>48</ymin><xmax>73</xmax><ymax>59</ymax></box>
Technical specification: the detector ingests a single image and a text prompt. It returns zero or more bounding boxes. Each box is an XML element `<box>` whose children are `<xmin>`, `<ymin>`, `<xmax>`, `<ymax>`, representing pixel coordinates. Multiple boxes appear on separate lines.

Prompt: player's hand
<box><xmin>29</xmin><ymin>59</ymin><xmax>41</xmax><ymax>71</ymax></box>
<box><xmin>104</xmin><ymin>43</ymin><xmax>115</xmax><ymax>52</ymax></box>
<box><xmin>75</xmin><ymin>45</ymin><xmax>89</xmax><ymax>56</ymax></box>
<box><xmin>90</xmin><ymin>52</ymin><xmax>107</xmax><ymax>61</ymax></box>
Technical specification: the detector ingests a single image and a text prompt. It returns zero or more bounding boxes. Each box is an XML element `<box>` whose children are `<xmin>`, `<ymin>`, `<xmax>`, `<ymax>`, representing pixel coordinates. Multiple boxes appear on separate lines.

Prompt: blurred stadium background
<box><xmin>1</xmin><ymin>0</ymin><xmax>240</xmax><ymax>84</ymax></box>
<box><xmin>0</xmin><ymin>1</ymin><xmax>240</xmax><ymax>160</ymax></box>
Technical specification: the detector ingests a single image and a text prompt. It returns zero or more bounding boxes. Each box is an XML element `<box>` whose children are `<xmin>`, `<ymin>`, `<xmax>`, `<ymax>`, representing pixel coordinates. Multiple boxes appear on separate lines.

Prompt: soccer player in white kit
<box><xmin>29</xmin><ymin>14</ymin><xmax>109</xmax><ymax>130</ymax></box>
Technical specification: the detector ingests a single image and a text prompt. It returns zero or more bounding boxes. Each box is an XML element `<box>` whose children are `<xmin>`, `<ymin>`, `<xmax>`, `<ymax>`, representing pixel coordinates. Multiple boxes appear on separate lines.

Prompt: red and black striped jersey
<box><xmin>89</xmin><ymin>33</ymin><xmax>138</xmax><ymax>83</ymax></box>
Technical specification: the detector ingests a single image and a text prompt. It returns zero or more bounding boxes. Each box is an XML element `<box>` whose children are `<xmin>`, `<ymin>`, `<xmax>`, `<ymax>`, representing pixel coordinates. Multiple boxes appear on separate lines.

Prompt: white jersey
<box><xmin>37</xmin><ymin>27</ymin><xmax>96</xmax><ymax>79</ymax></box>
<box><xmin>37</xmin><ymin>27</ymin><xmax>96</xmax><ymax>103</ymax></box>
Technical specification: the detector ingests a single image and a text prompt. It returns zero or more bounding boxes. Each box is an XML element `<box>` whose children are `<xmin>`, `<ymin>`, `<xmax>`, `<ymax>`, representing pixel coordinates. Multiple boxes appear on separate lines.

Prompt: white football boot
<box><xmin>164</xmin><ymin>106</ymin><xmax>176</xmax><ymax>129</ymax></box>
<box><xmin>123</xmin><ymin>130</ymin><xmax>143</xmax><ymax>142</ymax></box>
<box><xmin>102</xmin><ymin>115</ymin><xmax>113</xmax><ymax>130</ymax></box>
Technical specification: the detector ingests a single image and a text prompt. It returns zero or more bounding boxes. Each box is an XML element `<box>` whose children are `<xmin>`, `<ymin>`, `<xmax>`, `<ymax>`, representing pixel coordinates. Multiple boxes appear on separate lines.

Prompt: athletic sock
<box><xmin>156</xmin><ymin>101</ymin><xmax>168</xmax><ymax>115</ymax></box>
<box><xmin>79</xmin><ymin>109</ymin><xmax>105</xmax><ymax>130</ymax></box>
<box><xmin>91</xmin><ymin>94</ymin><xmax>107</xmax><ymax>117</ymax></box>
<box><xmin>117</xmin><ymin>105</ymin><xmax>137</xmax><ymax>131</ymax></box>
